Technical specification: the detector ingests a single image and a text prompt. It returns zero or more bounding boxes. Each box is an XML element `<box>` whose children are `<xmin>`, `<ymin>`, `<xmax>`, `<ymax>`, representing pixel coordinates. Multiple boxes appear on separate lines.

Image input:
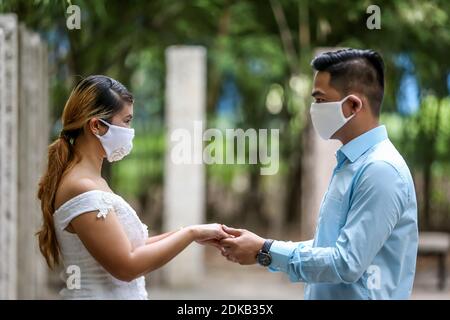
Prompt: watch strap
<box><xmin>261</xmin><ymin>239</ymin><xmax>274</xmax><ymax>253</ymax></box>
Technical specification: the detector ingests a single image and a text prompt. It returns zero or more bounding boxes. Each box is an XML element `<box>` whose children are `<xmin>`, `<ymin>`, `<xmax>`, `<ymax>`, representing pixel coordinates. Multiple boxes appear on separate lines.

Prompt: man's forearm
<box><xmin>269</xmin><ymin>240</ymin><xmax>347</xmax><ymax>284</ymax></box>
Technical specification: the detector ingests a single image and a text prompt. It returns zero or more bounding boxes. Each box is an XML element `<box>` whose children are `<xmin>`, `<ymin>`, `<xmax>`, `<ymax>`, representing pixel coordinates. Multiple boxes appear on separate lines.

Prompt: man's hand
<box><xmin>219</xmin><ymin>225</ymin><xmax>265</xmax><ymax>265</ymax></box>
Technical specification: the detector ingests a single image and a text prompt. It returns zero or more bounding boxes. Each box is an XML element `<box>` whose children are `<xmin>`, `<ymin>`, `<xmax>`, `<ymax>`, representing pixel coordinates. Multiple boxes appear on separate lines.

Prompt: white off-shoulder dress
<box><xmin>53</xmin><ymin>190</ymin><xmax>149</xmax><ymax>299</ymax></box>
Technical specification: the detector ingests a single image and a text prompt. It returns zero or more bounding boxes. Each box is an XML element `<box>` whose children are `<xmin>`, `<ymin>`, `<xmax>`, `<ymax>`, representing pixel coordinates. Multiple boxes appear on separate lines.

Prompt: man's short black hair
<box><xmin>311</xmin><ymin>48</ymin><xmax>385</xmax><ymax>117</ymax></box>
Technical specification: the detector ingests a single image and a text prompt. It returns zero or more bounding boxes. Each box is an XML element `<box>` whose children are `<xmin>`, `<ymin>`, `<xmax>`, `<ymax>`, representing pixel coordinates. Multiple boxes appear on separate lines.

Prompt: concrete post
<box><xmin>163</xmin><ymin>46</ymin><xmax>206</xmax><ymax>287</ymax></box>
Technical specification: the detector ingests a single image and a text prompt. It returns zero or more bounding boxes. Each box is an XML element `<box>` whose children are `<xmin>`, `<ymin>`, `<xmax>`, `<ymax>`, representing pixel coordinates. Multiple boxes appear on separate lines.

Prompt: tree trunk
<box><xmin>285</xmin><ymin>149</ymin><xmax>302</xmax><ymax>224</ymax></box>
<box><xmin>206</xmin><ymin>6</ymin><xmax>231</xmax><ymax>113</ymax></box>
<box><xmin>421</xmin><ymin>100</ymin><xmax>442</xmax><ymax>230</ymax></box>
<box><xmin>422</xmin><ymin>161</ymin><xmax>432</xmax><ymax>229</ymax></box>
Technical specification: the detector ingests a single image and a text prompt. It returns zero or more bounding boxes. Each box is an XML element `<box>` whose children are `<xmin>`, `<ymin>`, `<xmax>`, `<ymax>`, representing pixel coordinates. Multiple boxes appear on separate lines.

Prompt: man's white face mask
<box><xmin>96</xmin><ymin>118</ymin><xmax>135</xmax><ymax>162</ymax></box>
<box><xmin>309</xmin><ymin>95</ymin><xmax>360</xmax><ymax>140</ymax></box>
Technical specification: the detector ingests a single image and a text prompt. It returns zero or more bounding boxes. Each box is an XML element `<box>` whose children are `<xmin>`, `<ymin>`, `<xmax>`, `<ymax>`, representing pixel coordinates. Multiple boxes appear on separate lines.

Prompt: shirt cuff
<box><xmin>268</xmin><ymin>240</ymin><xmax>298</xmax><ymax>273</ymax></box>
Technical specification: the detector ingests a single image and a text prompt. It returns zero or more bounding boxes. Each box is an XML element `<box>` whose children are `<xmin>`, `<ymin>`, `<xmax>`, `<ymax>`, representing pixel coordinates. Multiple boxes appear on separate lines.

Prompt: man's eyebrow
<box><xmin>125</xmin><ymin>114</ymin><xmax>133</xmax><ymax>119</ymax></box>
<box><xmin>311</xmin><ymin>90</ymin><xmax>325</xmax><ymax>97</ymax></box>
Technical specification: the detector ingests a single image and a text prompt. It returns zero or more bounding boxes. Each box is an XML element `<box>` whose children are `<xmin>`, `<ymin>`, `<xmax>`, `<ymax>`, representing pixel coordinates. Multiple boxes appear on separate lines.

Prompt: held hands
<box><xmin>191</xmin><ymin>224</ymin><xmax>266</xmax><ymax>265</ymax></box>
<box><xmin>197</xmin><ymin>224</ymin><xmax>265</xmax><ymax>265</ymax></box>
<box><xmin>188</xmin><ymin>223</ymin><xmax>231</xmax><ymax>247</ymax></box>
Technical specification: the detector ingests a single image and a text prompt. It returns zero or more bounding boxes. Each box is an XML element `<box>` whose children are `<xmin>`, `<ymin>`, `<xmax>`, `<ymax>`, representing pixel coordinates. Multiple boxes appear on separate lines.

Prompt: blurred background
<box><xmin>0</xmin><ymin>0</ymin><xmax>449</xmax><ymax>299</ymax></box>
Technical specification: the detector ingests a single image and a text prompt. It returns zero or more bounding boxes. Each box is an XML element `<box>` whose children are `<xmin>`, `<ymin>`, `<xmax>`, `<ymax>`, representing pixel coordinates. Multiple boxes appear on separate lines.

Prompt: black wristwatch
<box><xmin>256</xmin><ymin>239</ymin><xmax>274</xmax><ymax>267</ymax></box>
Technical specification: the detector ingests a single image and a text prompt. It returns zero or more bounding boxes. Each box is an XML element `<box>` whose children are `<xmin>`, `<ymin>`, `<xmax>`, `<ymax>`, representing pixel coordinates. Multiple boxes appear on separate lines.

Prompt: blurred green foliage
<box><xmin>2</xmin><ymin>0</ymin><xmax>449</xmax><ymax>230</ymax></box>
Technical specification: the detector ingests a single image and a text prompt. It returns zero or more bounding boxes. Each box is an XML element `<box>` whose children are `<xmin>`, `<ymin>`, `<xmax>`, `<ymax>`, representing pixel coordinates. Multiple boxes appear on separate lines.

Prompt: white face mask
<box><xmin>96</xmin><ymin>119</ymin><xmax>135</xmax><ymax>162</ymax></box>
<box><xmin>310</xmin><ymin>95</ymin><xmax>357</xmax><ymax>140</ymax></box>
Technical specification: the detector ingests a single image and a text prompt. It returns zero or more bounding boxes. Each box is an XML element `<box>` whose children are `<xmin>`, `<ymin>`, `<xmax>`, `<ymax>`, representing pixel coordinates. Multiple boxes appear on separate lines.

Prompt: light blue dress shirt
<box><xmin>269</xmin><ymin>125</ymin><xmax>418</xmax><ymax>299</ymax></box>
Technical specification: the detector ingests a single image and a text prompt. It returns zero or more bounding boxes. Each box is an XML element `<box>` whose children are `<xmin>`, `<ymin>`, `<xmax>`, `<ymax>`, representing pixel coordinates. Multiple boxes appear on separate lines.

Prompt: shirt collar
<box><xmin>338</xmin><ymin>125</ymin><xmax>388</xmax><ymax>163</ymax></box>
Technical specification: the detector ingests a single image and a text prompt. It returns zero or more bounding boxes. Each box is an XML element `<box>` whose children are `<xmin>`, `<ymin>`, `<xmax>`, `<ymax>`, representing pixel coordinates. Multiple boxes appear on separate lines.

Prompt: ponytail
<box><xmin>37</xmin><ymin>134</ymin><xmax>78</xmax><ymax>269</ymax></box>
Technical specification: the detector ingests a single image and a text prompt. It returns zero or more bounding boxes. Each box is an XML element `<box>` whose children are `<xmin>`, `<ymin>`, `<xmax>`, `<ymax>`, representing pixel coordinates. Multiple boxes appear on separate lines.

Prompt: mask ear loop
<box><xmin>98</xmin><ymin>118</ymin><xmax>111</xmax><ymax>127</ymax></box>
<box><xmin>95</xmin><ymin>118</ymin><xmax>111</xmax><ymax>137</ymax></box>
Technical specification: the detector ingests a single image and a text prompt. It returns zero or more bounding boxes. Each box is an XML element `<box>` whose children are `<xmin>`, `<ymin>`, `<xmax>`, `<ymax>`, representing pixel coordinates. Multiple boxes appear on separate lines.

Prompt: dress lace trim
<box><xmin>54</xmin><ymin>190</ymin><xmax>118</xmax><ymax>231</ymax></box>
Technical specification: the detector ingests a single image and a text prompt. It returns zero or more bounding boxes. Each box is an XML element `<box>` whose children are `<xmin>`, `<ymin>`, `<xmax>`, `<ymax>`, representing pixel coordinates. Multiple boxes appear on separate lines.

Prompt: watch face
<box><xmin>257</xmin><ymin>252</ymin><xmax>272</xmax><ymax>266</ymax></box>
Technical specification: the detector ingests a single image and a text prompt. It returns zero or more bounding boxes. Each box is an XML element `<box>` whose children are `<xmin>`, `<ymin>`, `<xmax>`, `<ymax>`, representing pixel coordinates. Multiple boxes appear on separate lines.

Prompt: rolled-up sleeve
<box><xmin>268</xmin><ymin>161</ymin><xmax>407</xmax><ymax>284</ymax></box>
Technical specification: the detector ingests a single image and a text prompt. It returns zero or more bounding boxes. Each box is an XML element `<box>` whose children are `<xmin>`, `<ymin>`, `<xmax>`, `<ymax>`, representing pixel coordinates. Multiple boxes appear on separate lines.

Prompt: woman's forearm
<box><xmin>145</xmin><ymin>230</ymin><xmax>178</xmax><ymax>245</ymax></box>
<box><xmin>124</xmin><ymin>227</ymin><xmax>196</xmax><ymax>280</ymax></box>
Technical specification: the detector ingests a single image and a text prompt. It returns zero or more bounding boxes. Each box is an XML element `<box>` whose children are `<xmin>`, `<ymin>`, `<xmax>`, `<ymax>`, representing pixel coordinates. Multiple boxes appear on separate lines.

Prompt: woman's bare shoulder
<box><xmin>54</xmin><ymin>172</ymin><xmax>105</xmax><ymax>210</ymax></box>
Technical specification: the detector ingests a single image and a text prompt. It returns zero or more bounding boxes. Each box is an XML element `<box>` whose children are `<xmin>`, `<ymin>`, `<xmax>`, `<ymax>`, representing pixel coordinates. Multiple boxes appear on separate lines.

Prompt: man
<box><xmin>219</xmin><ymin>48</ymin><xmax>418</xmax><ymax>299</ymax></box>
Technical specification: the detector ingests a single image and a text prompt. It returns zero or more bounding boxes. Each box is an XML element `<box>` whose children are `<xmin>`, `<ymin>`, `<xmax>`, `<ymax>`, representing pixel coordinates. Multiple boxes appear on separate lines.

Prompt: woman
<box><xmin>37</xmin><ymin>75</ymin><xmax>229</xmax><ymax>299</ymax></box>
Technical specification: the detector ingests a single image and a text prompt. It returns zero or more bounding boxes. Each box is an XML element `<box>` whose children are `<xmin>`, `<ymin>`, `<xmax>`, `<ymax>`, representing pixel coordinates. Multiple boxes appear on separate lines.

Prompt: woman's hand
<box><xmin>188</xmin><ymin>223</ymin><xmax>230</xmax><ymax>243</ymax></box>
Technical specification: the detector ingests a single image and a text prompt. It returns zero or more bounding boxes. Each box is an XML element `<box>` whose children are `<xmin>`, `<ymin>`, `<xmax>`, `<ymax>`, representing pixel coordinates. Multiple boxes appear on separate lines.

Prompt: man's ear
<box><xmin>347</xmin><ymin>95</ymin><xmax>363</xmax><ymax>114</ymax></box>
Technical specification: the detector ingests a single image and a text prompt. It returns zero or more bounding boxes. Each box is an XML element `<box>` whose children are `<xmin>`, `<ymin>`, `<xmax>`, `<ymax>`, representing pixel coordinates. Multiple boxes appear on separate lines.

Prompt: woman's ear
<box><xmin>88</xmin><ymin>118</ymin><xmax>103</xmax><ymax>136</ymax></box>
